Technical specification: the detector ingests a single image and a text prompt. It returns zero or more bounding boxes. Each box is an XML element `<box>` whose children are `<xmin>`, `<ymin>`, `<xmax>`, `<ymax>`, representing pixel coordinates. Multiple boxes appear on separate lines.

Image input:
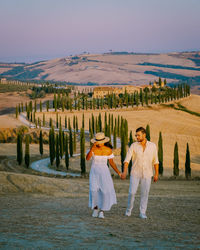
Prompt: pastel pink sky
<box><xmin>0</xmin><ymin>0</ymin><xmax>200</xmax><ymax>62</ymax></box>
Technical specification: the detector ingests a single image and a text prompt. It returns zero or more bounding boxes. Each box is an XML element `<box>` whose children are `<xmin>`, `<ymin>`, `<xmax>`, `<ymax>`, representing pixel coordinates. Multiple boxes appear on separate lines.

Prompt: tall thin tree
<box><xmin>158</xmin><ymin>131</ymin><xmax>163</xmax><ymax>176</ymax></box>
<box><xmin>173</xmin><ymin>142</ymin><xmax>179</xmax><ymax>177</ymax></box>
<box><xmin>185</xmin><ymin>143</ymin><xmax>191</xmax><ymax>179</ymax></box>
<box><xmin>24</xmin><ymin>135</ymin><xmax>30</xmax><ymax>168</ymax></box>
<box><xmin>80</xmin><ymin>127</ymin><xmax>86</xmax><ymax>174</ymax></box>
<box><xmin>39</xmin><ymin>130</ymin><xmax>43</xmax><ymax>156</ymax></box>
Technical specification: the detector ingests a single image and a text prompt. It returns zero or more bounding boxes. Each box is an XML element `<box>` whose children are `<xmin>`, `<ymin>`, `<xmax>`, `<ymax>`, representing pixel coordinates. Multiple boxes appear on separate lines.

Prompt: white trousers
<box><xmin>126</xmin><ymin>176</ymin><xmax>151</xmax><ymax>215</ymax></box>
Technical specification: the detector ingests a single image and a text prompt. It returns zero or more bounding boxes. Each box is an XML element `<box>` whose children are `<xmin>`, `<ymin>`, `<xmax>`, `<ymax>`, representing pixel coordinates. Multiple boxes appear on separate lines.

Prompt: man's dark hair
<box><xmin>136</xmin><ymin>127</ymin><xmax>146</xmax><ymax>134</ymax></box>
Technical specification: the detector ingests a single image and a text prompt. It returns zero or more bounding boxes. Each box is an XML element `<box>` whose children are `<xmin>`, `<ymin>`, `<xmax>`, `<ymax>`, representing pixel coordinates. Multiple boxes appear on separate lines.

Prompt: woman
<box><xmin>86</xmin><ymin>132</ymin><xmax>121</xmax><ymax>219</ymax></box>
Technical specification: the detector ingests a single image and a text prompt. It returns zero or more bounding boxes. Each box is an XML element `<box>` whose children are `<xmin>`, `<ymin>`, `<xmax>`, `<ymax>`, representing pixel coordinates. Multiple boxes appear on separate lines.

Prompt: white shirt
<box><xmin>124</xmin><ymin>140</ymin><xmax>159</xmax><ymax>178</ymax></box>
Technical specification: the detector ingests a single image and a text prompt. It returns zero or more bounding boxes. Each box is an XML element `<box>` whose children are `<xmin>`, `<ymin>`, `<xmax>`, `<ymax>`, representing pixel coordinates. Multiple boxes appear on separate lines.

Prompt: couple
<box><xmin>86</xmin><ymin>127</ymin><xmax>159</xmax><ymax>219</ymax></box>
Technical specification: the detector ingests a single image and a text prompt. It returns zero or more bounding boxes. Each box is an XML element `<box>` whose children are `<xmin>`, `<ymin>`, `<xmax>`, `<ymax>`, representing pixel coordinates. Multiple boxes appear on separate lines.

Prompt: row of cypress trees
<box><xmin>16</xmin><ymin>116</ymin><xmax>191</xmax><ymax>178</ymax></box>
<box><xmin>48</xmin><ymin>121</ymin><xmax>86</xmax><ymax>174</ymax></box>
<box><xmin>51</xmin><ymin>83</ymin><xmax>190</xmax><ymax>111</ymax></box>
<box><xmin>16</xmin><ymin>83</ymin><xmax>190</xmax><ymax>119</ymax></box>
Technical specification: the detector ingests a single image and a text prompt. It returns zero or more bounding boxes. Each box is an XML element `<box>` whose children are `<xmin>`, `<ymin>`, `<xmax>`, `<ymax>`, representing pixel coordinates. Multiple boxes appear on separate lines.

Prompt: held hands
<box><xmin>121</xmin><ymin>172</ymin><xmax>127</xmax><ymax>180</ymax></box>
<box><xmin>153</xmin><ymin>174</ymin><xmax>158</xmax><ymax>182</ymax></box>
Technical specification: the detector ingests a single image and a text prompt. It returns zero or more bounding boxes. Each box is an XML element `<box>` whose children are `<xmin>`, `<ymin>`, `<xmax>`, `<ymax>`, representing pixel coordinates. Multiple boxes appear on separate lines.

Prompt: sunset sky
<box><xmin>0</xmin><ymin>0</ymin><xmax>199</xmax><ymax>62</ymax></box>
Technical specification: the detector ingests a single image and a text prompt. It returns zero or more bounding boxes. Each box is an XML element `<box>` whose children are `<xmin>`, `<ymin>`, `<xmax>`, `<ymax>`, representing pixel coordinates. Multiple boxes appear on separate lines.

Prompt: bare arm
<box><xmin>153</xmin><ymin>163</ymin><xmax>159</xmax><ymax>182</ymax></box>
<box><xmin>86</xmin><ymin>143</ymin><xmax>97</xmax><ymax>161</ymax></box>
<box><xmin>121</xmin><ymin>162</ymin><xmax>129</xmax><ymax>179</ymax></box>
<box><xmin>153</xmin><ymin>144</ymin><xmax>159</xmax><ymax>182</ymax></box>
<box><xmin>108</xmin><ymin>159</ymin><xmax>121</xmax><ymax>177</ymax></box>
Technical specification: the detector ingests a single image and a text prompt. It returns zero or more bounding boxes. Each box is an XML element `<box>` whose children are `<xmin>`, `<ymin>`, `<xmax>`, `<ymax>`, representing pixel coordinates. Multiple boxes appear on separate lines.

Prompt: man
<box><xmin>121</xmin><ymin>127</ymin><xmax>159</xmax><ymax>219</ymax></box>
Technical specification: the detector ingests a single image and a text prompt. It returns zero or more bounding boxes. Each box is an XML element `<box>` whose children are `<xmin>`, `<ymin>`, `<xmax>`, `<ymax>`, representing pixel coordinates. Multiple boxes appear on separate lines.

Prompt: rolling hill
<box><xmin>0</xmin><ymin>51</ymin><xmax>200</xmax><ymax>93</ymax></box>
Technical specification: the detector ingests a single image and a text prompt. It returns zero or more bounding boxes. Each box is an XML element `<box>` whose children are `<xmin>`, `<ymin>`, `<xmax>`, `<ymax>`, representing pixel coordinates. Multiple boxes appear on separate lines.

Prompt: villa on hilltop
<box><xmin>93</xmin><ymin>81</ymin><xmax>165</xmax><ymax>98</ymax></box>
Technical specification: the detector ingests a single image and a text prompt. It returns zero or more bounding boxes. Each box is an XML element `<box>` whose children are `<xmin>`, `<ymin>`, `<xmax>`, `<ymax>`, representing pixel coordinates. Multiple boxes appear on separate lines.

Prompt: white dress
<box><xmin>89</xmin><ymin>153</ymin><xmax>117</xmax><ymax>211</ymax></box>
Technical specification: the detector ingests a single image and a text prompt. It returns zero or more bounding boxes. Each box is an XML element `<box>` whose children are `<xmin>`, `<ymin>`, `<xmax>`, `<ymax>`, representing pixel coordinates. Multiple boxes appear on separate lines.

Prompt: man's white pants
<box><xmin>126</xmin><ymin>176</ymin><xmax>151</xmax><ymax>215</ymax></box>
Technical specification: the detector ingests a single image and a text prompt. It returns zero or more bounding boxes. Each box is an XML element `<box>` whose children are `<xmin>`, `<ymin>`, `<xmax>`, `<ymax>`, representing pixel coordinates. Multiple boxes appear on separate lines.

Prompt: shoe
<box><xmin>125</xmin><ymin>209</ymin><xmax>131</xmax><ymax>216</ymax></box>
<box><xmin>92</xmin><ymin>209</ymin><xmax>99</xmax><ymax>218</ymax></box>
<box><xmin>98</xmin><ymin>211</ymin><xmax>105</xmax><ymax>219</ymax></box>
<box><xmin>139</xmin><ymin>213</ymin><xmax>147</xmax><ymax>219</ymax></box>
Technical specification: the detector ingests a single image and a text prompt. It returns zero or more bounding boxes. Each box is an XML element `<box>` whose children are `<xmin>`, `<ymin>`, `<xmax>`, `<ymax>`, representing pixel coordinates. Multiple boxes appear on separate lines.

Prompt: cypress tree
<box><xmin>59</xmin><ymin>116</ymin><xmax>62</xmax><ymax>129</ymax></box>
<box><xmin>136</xmin><ymin>91</ymin><xmax>139</xmax><ymax>106</ymax></box>
<box><xmin>49</xmin><ymin>117</ymin><xmax>53</xmax><ymax>128</ymax></box>
<box><xmin>80</xmin><ymin>127</ymin><xmax>86</xmax><ymax>174</ymax></box>
<box><xmin>59</xmin><ymin>126</ymin><xmax>63</xmax><ymax>159</ymax></box>
<box><xmin>49</xmin><ymin>129</ymin><xmax>53</xmax><ymax>165</ymax></box>
<box><xmin>158</xmin><ymin>77</ymin><xmax>162</xmax><ymax>86</ymax></box>
<box><xmin>89</xmin><ymin>119</ymin><xmax>94</xmax><ymax>146</ymax></box>
<box><xmin>76</xmin><ymin>116</ymin><xmax>78</xmax><ymax>132</ymax></box>
<box><xmin>40</xmin><ymin>100</ymin><xmax>42</xmax><ymax>112</ymax></box>
<box><xmin>124</xmin><ymin>119</ymin><xmax>128</xmax><ymax>145</ymax></box>
<box><xmin>73</xmin><ymin>115</ymin><xmax>76</xmax><ymax>130</ymax></box>
<box><xmin>25</xmin><ymin>135</ymin><xmax>30</xmax><ymax>168</ymax></box>
<box><xmin>95</xmin><ymin>117</ymin><xmax>98</xmax><ymax>133</ymax></box>
<box><xmin>69</xmin><ymin>98</ymin><xmax>73</xmax><ymax>112</ymax></box>
<box><xmin>27</xmin><ymin>108</ymin><xmax>30</xmax><ymax>120</ymax></box>
<box><xmin>56</xmin><ymin>134</ymin><xmax>60</xmax><ymax>168</ymax></box>
<box><xmin>113</xmin><ymin>125</ymin><xmax>117</xmax><ymax>149</ymax></box>
<box><xmin>98</xmin><ymin>113</ymin><xmax>102</xmax><ymax>131</ymax></box>
<box><xmin>43</xmin><ymin>113</ymin><xmax>45</xmax><ymax>127</ymax></box>
<box><xmin>111</xmin><ymin>114</ymin><xmax>114</xmax><ymax>134</ymax></box>
<box><xmin>46</xmin><ymin>100</ymin><xmax>49</xmax><ymax>112</ymax></box>
<box><xmin>62</xmin><ymin>99</ymin><xmax>65</xmax><ymax>112</ymax></box>
<box><xmin>121</xmin><ymin>126</ymin><xmax>126</xmax><ymax>172</ymax></box>
<box><xmin>128</xmin><ymin>130</ymin><xmax>134</xmax><ymax>175</ymax></box>
<box><xmin>104</xmin><ymin>112</ymin><xmax>107</xmax><ymax>133</ymax></box>
<box><xmin>65</xmin><ymin>133</ymin><xmax>69</xmax><ymax>170</ymax></box>
<box><xmin>73</xmin><ymin>131</ymin><xmax>76</xmax><ymax>153</ymax></box>
<box><xmin>18</xmin><ymin>104</ymin><xmax>21</xmax><ymax>114</ymax></box>
<box><xmin>107</xmin><ymin>122</ymin><xmax>111</xmax><ymax>139</ymax></box>
<box><xmin>101</xmin><ymin>98</ymin><xmax>104</xmax><ymax>109</ymax></box>
<box><xmin>39</xmin><ymin>130</ymin><xmax>43</xmax><ymax>156</ymax></box>
<box><xmin>158</xmin><ymin>131</ymin><xmax>163</xmax><ymax>176</ymax></box>
<box><xmin>62</xmin><ymin>131</ymin><xmax>65</xmax><ymax>153</ymax></box>
<box><xmin>33</xmin><ymin>112</ymin><xmax>36</xmax><ymax>123</ymax></box>
<box><xmin>92</xmin><ymin>114</ymin><xmax>95</xmax><ymax>134</ymax></box>
<box><xmin>34</xmin><ymin>100</ymin><xmax>37</xmax><ymax>112</ymax></box>
<box><xmin>56</xmin><ymin>113</ymin><xmax>58</xmax><ymax>128</ymax></box>
<box><xmin>117</xmin><ymin>115</ymin><xmax>120</xmax><ymax>136</ymax></box>
<box><xmin>17</xmin><ymin>133</ymin><xmax>23</xmax><ymax>165</ymax></box>
<box><xmin>49</xmin><ymin>126</ymin><xmax>55</xmax><ymax>165</ymax></box>
<box><xmin>146</xmin><ymin>124</ymin><xmax>150</xmax><ymax>141</ymax></box>
<box><xmin>145</xmin><ymin>90</ymin><xmax>149</xmax><ymax>106</ymax></box>
<box><xmin>82</xmin><ymin>113</ymin><xmax>85</xmax><ymax>129</ymax></box>
<box><xmin>68</xmin><ymin>117</ymin><xmax>71</xmax><ymax>130</ymax></box>
<box><xmin>65</xmin><ymin>116</ymin><xmax>67</xmax><ymax>129</ymax></box>
<box><xmin>173</xmin><ymin>142</ymin><xmax>179</xmax><ymax>177</ymax></box>
<box><xmin>185</xmin><ymin>143</ymin><xmax>191</xmax><ymax>179</ymax></box>
<box><xmin>69</xmin><ymin>127</ymin><xmax>73</xmax><ymax>157</ymax></box>
<box><xmin>29</xmin><ymin>101</ymin><xmax>33</xmax><ymax>112</ymax></box>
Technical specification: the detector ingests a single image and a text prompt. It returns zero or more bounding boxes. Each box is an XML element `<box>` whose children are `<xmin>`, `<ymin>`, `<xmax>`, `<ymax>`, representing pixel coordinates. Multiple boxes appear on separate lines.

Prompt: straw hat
<box><xmin>91</xmin><ymin>132</ymin><xmax>110</xmax><ymax>144</ymax></box>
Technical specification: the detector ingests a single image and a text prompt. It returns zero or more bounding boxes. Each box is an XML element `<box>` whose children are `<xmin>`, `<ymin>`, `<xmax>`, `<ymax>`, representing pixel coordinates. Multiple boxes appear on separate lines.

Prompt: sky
<box><xmin>0</xmin><ymin>0</ymin><xmax>200</xmax><ymax>63</ymax></box>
